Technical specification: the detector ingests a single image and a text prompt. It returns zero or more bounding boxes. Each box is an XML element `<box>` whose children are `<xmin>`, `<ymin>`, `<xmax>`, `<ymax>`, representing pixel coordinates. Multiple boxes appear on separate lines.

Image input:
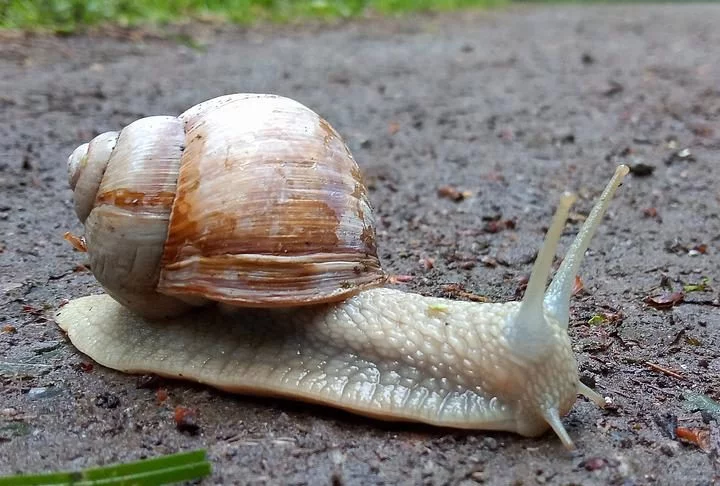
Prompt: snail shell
<box><xmin>67</xmin><ymin>94</ymin><xmax>385</xmax><ymax>318</ymax></box>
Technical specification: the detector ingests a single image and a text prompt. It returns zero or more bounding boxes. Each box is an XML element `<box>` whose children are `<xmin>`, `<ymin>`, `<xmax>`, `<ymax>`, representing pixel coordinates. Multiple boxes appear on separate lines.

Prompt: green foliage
<box><xmin>0</xmin><ymin>0</ymin><xmax>506</xmax><ymax>31</ymax></box>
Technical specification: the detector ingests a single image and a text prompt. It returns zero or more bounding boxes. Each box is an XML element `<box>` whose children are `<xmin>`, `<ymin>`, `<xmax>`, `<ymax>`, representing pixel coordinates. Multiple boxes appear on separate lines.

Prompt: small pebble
<box><xmin>174</xmin><ymin>406</ymin><xmax>200</xmax><ymax>435</ymax></box>
<box><xmin>579</xmin><ymin>372</ymin><xmax>596</xmax><ymax>389</ymax></box>
<box><xmin>482</xmin><ymin>437</ymin><xmax>499</xmax><ymax>451</ymax></box>
<box><xmin>581</xmin><ymin>457</ymin><xmax>607</xmax><ymax>471</ymax></box>
<box><xmin>27</xmin><ymin>386</ymin><xmax>62</xmax><ymax>401</ymax></box>
<box><xmin>94</xmin><ymin>392</ymin><xmax>120</xmax><ymax>409</ymax></box>
<box><xmin>1</xmin><ymin>407</ymin><xmax>18</xmax><ymax>417</ymax></box>
<box><xmin>660</xmin><ymin>441</ymin><xmax>680</xmax><ymax>457</ymax></box>
<box><xmin>470</xmin><ymin>470</ymin><xmax>486</xmax><ymax>483</ymax></box>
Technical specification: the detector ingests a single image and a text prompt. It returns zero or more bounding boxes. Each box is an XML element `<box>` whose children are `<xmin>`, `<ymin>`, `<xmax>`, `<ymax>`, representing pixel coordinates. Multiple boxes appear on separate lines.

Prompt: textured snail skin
<box><xmin>57</xmin><ymin>289</ymin><xmax>576</xmax><ymax>437</ymax></box>
<box><xmin>57</xmin><ymin>165</ymin><xmax>629</xmax><ymax>449</ymax></box>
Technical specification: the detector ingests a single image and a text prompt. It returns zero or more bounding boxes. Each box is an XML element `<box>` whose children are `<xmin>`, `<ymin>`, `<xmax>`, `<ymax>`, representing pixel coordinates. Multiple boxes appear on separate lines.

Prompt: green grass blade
<box><xmin>80</xmin><ymin>450</ymin><xmax>207</xmax><ymax>480</ymax></box>
<box><xmin>76</xmin><ymin>462</ymin><xmax>212</xmax><ymax>485</ymax></box>
<box><xmin>0</xmin><ymin>449</ymin><xmax>211</xmax><ymax>486</ymax></box>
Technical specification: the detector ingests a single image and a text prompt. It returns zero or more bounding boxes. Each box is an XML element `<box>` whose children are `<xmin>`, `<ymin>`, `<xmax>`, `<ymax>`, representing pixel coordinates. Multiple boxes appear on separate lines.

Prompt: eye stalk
<box><xmin>544</xmin><ymin>165</ymin><xmax>630</xmax><ymax>328</ymax></box>
<box><xmin>506</xmin><ymin>165</ymin><xmax>629</xmax><ymax>361</ymax></box>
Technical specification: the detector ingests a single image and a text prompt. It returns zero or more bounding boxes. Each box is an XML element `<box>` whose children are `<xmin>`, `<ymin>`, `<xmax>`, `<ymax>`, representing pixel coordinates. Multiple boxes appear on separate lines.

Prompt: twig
<box><xmin>684</xmin><ymin>299</ymin><xmax>720</xmax><ymax>307</ymax></box>
<box><xmin>645</xmin><ymin>362</ymin><xmax>686</xmax><ymax>380</ymax></box>
<box><xmin>630</xmin><ymin>378</ymin><xmax>669</xmax><ymax>395</ymax></box>
<box><xmin>607</xmin><ymin>388</ymin><xmax>632</xmax><ymax>399</ymax></box>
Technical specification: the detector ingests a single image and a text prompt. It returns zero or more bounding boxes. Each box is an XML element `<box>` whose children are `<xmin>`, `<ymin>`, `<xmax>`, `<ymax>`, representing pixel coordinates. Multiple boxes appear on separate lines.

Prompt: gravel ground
<box><xmin>1</xmin><ymin>4</ymin><xmax>719</xmax><ymax>485</ymax></box>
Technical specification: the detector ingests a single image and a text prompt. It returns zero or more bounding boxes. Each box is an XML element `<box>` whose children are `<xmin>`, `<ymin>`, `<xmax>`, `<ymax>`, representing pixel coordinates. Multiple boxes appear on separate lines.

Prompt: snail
<box><xmin>56</xmin><ymin>93</ymin><xmax>629</xmax><ymax>450</ymax></box>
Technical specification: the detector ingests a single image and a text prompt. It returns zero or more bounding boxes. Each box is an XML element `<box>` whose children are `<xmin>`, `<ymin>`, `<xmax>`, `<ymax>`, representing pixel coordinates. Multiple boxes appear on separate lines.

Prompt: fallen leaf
<box><xmin>483</xmin><ymin>219</ymin><xmax>515</xmax><ymax>233</ymax></box>
<box><xmin>388</xmin><ymin>274</ymin><xmax>414</xmax><ymax>284</ymax></box>
<box><xmin>642</xmin><ymin>207</ymin><xmax>659</xmax><ymax>219</ymax></box>
<box><xmin>689</xmin><ymin>122</ymin><xmax>715</xmax><ymax>138</ymax></box>
<box><xmin>63</xmin><ymin>232</ymin><xmax>87</xmax><ymax>252</ymax></box>
<box><xmin>580</xmin><ymin>457</ymin><xmax>607</xmax><ymax>471</ymax></box>
<box><xmin>676</xmin><ymin>426</ymin><xmax>711</xmax><ymax>452</ymax></box>
<box><xmin>174</xmin><ymin>406</ymin><xmax>200</xmax><ymax>435</ymax></box>
<box><xmin>644</xmin><ymin>291</ymin><xmax>684</xmax><ymax>309</ymax></box>
<box><xmin>683</xmin><ymin>278</ymin><xmax>711</xmax><ymax>293</ymax></box>
<box><xmin>437</xmin><ymin>185</ymin><xmax>471</xmax><ymax>202</ymax></box>
<box><xmin>426</xmin><ymin>303</ymin><xmax>449</xmax><ymax>317</ymax></box>
<box><xmin>441</xmin><ymin>284</ymin><xmax>489</xmax><ymax>303</ymax></box>
<box><xmin>692</xmin><ymin>244</ymin><xmax>708</xmax><ymax>254</ymax></box>
<box><xmin>156</xmin><ymin>388</ymin><xmax>168</xmax><ymax>404</ymax></box>
<box><xmin>77</xmin><ymin>362</ymin><xmax>94</xmax><ymax>372</ymax></box>
<box><xmin>572</xmin><ymin>275</ymin><xmax>585</xmax><ymax>296</ymax></box>
<box><xmin>685</xmin><ymin>336</ymin><xmax>702</xmax><ymax>346</ymax></box>
<box><xmin>419</xmin><ymin>257</ymin><xmax>435</xmax><ymax>271</ymax></box>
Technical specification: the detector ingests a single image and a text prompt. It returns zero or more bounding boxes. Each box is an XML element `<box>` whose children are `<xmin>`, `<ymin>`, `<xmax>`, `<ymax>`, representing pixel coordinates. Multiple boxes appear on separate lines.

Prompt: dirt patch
<box><xmin>1</xmin><ymin>5</ymin><xmax>719</xmax><ymax>485</ymax></box>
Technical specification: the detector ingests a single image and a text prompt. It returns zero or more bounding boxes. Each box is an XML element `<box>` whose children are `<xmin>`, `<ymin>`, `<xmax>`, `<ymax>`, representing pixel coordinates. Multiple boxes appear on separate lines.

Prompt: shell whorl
<box><xmin>81</xmin><ymin>116</ymin><xmax>191</xmax><ymax>318</ymax></box>
<box><xmin>68</xmin><ymin>131</ymin><xmax>119</xmax><ymax>223</ymax></box>
<box><xmin>67</xmin><ymin>142</ymin><xmax>88</xmax><ymax>190</ymax></box>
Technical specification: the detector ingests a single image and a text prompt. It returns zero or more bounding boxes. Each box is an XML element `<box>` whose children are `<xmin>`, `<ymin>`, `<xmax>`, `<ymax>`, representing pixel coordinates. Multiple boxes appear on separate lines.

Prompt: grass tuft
<box><xmin>0</xmin><ymin>0</ymin><xmax>506</xmax><ymax>32</ymax></box>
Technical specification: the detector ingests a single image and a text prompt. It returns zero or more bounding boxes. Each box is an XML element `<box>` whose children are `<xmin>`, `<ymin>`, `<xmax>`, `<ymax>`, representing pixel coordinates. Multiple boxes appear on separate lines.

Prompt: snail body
<box><xmin>57</xmin><ymin>93</ymin><xmax>629</xmax><ymax>450</ymax></box>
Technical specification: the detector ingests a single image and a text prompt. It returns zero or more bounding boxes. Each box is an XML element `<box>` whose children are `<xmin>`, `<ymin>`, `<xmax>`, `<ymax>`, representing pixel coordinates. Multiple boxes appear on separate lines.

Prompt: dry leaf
<box><xmin>644</xmin><ymin>291</ymin><xmax>684</xmax><ymax>309</ymax></box>
<box><xmin>676</xmin><ymin>426</ymin><xmax>712</xmax><ymax>452</ymax></box>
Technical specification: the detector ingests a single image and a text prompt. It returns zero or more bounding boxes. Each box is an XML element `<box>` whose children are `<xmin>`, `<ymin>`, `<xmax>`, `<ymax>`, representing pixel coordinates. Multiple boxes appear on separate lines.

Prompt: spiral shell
<box><xmin>68</xmin><ymin>94</ymin><xmax>385</xmax><ymax>318</ymax></box>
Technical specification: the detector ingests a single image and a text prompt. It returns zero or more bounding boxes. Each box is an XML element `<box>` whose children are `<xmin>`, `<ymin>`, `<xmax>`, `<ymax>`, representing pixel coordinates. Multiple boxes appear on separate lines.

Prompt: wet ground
<box><xmin>1</xmin><ymin>4</ymin><xmax>719</xmax><ymax>485</ymax></box>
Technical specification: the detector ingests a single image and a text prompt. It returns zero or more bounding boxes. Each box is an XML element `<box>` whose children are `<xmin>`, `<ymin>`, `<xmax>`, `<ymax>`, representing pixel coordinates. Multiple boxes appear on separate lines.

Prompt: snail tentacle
<box><xmin>543</xmin><ymin>165</ymin><xmax>630</xmax><ymax>328</ymax></box>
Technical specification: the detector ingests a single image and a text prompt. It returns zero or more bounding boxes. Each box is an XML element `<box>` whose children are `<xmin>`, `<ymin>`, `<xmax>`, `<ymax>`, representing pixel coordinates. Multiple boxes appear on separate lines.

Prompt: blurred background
<box><xmin>0</xmin><ymin>0</ymin><xmax>688</xmax><ymax>32</ymax></box>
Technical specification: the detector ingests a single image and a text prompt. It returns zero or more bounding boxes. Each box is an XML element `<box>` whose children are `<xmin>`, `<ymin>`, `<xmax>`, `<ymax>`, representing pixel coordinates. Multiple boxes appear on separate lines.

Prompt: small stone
<box><xmin>482</xmin><ymin>437</ymin><xmax>499</xmax><ymax>451</ymax></box>
<box><xmin>581</xmin><ymin>53</ymin><xmax>595</xmax><ymax>65</ymax></box>
<box><xmin>136</xmin><ymin>374</ymin><xmax>163</xmax><ymax>389</ymax></box>
<box><xmin>470</xmin><ymin>470</ymin><xmax>486</xmax><ymax>483</ymax></box>
<box><xmin>580</xmin><ymin>456</ymin><xmax>607</xmax><ymax>471</ymax></box>
<box><xmin>660</xmin><ymin>441</ymin><xmax>680</xmax><ymax>457</ymax></box>
<box><xmin>174</xmin><ymin>406</ymin><xmax>200</xmax><ymax>435</ymax></box>
<box><xmin>30</xmin><ymin>340</ymin><xmax>63</xmax><ymax>354</ymax></box>
<box><xmin>1</xmin><ymin>407</ymin><xmax>18</xmax><ymax>417</ymax></box>
<box><xmin>579</xmin><ymin>372</ymin><xmax>596</xmax><ymax>389</ymax></box>
<box><xmin>94</xmin><ymin>392</ymin><xmax>120</xmax><ymax>409</ymax></box>
<box><xmin>27</xmin><ymin>386</ymin><xmax>62</xmax><ymax>401</ymax></box>
<box><xmin>422</xmin><ymin>460</ymin><xmax>436</xmax><ymax>478</ymax></box>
